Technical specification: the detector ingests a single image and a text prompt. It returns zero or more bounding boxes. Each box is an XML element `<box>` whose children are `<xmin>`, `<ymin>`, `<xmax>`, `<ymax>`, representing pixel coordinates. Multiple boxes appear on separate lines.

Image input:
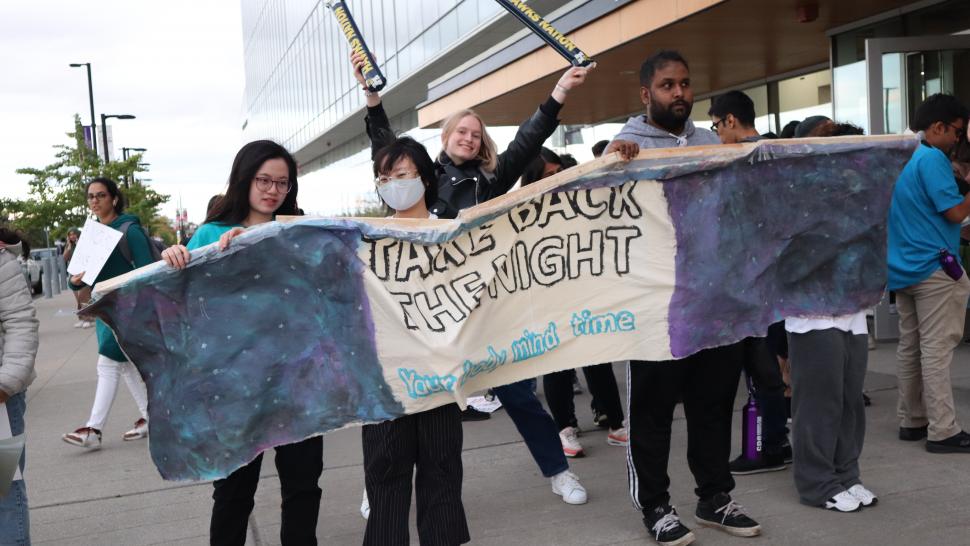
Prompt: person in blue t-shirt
<box><xmin>162</xmin><ymin>140</ymin><xmax>324</xmax><ymax>545</ymax></box>
<box><xmin>888</xmin><ymin>93</ymin><xmax>970</xmax><ymax>454</ymax></box>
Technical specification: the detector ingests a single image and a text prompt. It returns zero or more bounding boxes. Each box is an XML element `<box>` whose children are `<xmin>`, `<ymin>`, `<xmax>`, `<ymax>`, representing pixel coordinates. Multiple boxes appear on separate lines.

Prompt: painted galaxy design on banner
<box><xmin>92</xmin><ymin>227</ymin><xmax>403</xmax><ymax>480</ymax></box>
<box><xmin>84</xmin><ymin>135</ymin><xmax>918</xmax><ymax>481</ymax></box>
<box><xmin>661</xmin><ymin>143</ymin><xmax>901</xmax><ymax>357</ymax></box>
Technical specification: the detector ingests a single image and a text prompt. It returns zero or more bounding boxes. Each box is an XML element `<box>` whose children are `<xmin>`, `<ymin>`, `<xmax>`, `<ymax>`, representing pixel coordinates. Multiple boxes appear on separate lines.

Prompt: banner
<box><xmin>84</xmin><ymin>135</ymin><xmax>917</xmax><ymax>481</ymax></box>
<box><xmin>326</xmin><ymin>1</ymin><xmax>386</xmax><ymax>92</ymax></box>
<box><xmin>494</xmin><ymin>0</ymin><xmax>593</xmax><ymax>67</ymax></box>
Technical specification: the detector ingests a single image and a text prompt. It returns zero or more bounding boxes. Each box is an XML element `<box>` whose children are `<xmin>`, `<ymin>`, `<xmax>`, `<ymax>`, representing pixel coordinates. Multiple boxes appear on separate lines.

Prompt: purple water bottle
<box><xmin>741</xmin><ymin>376</ymin><xmax>762</xmax><ymax>461</ymax></box>
<box><xmin>939</xmin><ymin>249</ymin><xmax>964</xmax><ymax>281</ymax></box>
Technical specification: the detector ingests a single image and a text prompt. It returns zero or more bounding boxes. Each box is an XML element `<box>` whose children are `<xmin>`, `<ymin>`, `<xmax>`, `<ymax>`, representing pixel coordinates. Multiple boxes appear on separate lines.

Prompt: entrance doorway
<box><xmin>865</xmin><ymin>35</ymin><xmax>970</xmax><ymax>135</ymax></box>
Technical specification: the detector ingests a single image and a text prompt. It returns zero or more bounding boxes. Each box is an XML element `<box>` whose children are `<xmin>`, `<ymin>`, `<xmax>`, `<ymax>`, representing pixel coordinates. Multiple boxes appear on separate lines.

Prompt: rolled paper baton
<box><xmin>326</xmin><ymin>1</ymin><xmax>386</xmax><ymax>92</ymax></box>
<box><xmin>493</xmin><ymin>0</ymin><xmax>593</xmax><ymax>67</ymax></box>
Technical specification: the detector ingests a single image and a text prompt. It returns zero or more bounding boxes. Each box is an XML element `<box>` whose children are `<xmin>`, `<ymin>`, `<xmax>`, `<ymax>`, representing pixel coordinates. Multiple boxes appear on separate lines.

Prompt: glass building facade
<box><xmin>240</xmin><ymin>0</ymin><xmax>549</xmax><ymax>214</ymax></box>
<box><xmin>240</xmin><ymin>0</ymin><xmax>970</xmax><ymax>216</ymax></box>
<box><xmin>241</xmin><ymin>0</ymin><xmax>508</xmax><ymax>154</ymax></box>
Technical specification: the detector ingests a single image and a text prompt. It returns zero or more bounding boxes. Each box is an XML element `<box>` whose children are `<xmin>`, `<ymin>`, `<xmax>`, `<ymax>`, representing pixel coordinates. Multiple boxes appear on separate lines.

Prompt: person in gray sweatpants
<box><xmin>787</xmin><ymin>320</ymin><xmax>876</xmax><ymax>512</ymax></box>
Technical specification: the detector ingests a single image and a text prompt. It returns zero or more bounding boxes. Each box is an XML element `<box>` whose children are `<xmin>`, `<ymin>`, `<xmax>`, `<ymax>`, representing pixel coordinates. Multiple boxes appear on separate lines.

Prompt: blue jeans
<box><xmin>492</xmin><ymin>380</ymin><xmax>568</xmax><ymax>478</ymax></box>
<box><xmin>0</xmin><ymin>391</ymin><xmax>29</xmax><ymax>546</ymax></box>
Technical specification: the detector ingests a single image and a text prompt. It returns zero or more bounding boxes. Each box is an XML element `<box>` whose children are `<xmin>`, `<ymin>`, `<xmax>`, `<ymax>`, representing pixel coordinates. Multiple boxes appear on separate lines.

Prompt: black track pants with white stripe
<box><xmin>626</xmin><ymin>343</ymin><xmax>744</xmax><ymax>511</ymax></box>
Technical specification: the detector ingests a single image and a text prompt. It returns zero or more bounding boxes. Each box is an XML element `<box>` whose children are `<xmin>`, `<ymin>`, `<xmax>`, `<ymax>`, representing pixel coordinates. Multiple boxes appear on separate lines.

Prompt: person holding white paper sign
<box><xmin>62</xmin><ymin>178</ymin><xmax>152</xmax><ymax>449</ymax></box>
<box><xmin>0</xmin><ymin>225</ymin><xmax>39</xmax><ymax>545</ymax></box>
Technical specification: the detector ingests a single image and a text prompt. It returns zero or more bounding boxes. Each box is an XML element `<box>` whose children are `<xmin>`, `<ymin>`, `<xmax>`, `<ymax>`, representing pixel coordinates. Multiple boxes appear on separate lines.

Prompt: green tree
<box><xmin>3</xmin><ymin>115</ymin><xmax>169</xmax><ymax>247</ymax></box>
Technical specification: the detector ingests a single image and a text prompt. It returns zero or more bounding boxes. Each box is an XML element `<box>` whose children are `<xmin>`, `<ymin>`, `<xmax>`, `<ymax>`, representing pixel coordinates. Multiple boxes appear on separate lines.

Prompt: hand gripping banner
<box><xmin>327</xmin><ymin>1</ymin><xmax>386</xmax><ymax>92</ymax></box>
<box><xmin>494</xmin><ymin>0</ymin><xmax>593</xmax><ymax>66</ymax></box>
<box><xmin>84</xmin><ymin>135</ymin><xmax>917</xmax><ymax>481</ymax></box>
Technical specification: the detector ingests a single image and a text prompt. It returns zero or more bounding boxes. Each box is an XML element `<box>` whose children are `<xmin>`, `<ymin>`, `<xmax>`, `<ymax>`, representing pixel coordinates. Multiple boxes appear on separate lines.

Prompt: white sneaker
<box><xmin>607</xmin><ymin>426</ymin><xmax>629</xmax><ymax>446</ymax></box>
<box><xmin>550</xmin><ymin>470</ymin><xmax>587</xmax><ymax>505</ymax></box>
<box><xmin>847</xmin><ymin>484</ymin><xmax>878</xmax><ymax>507</ymax></box>
<box><xmin>559</xmin><ymin>426</ymin><xmax>584</xmax><ymax>457</ymax></box>
<box><xmin>73</xmin><ymin>320</ymin><xmax>86</xmax><ymax>328</ymax></box>
<box><xmin>360</xmin><ymin>489</ymin><xmax>370</xmax><ymax>520</ymax></box>
<box><xmin>62</xmin><ymin>427</ymin><xmax>102</xmax><ymax>449</ymax></box>
<box><xmin>123</xmin><ymin>418</ymin><xmax>148</xmax><ymax>441</ymax></box>
<box><xmin>824</xmin><ymin>490</ymin><xmax>862</xmax><ymax>512</ymax></box>
<box><xmin>81</xmin><ymin>321</ymin><xmax>94</xmax><ymax>329</ymax></box>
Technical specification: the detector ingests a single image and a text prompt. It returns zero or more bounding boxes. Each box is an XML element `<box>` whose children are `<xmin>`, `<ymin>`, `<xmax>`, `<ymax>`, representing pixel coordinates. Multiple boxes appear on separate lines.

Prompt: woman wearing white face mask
<box><xmin>374</xmin><ymin>139</ymin><xmax>435</xmax><ymax>219</ymax></box>
<box><xmin>352</xmin><ymin>51</ymin><xmax>591</xmax><ymax>220</ymax></box>
<box><xmin>359</xmin><ymin>137</ymin><xmax>469</xmax><ymax>546</ymax></box>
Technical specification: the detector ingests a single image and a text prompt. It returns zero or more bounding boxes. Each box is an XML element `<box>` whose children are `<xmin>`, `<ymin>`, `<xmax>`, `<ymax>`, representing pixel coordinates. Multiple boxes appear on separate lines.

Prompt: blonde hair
<box><xmin>440</xmin><ymin>109</ymin><xmax>498</xmax><ymax>173</ymax></box>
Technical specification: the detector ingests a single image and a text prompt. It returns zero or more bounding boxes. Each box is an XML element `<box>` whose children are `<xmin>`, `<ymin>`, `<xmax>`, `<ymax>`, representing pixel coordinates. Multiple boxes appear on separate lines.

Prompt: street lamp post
<box><xmin>121</xmin><ymin>147</ymin><xmax>147</xmax><ymax>188</ymax></box>
<box><xmin>69</xmin><ymin>63</ymin><xmax>97</xmax><ymax>156</ymax></box>
<box><xmin>100</xmin><ymin>114</ymin><xmax>136</xmax><ymax>163</ymax></box>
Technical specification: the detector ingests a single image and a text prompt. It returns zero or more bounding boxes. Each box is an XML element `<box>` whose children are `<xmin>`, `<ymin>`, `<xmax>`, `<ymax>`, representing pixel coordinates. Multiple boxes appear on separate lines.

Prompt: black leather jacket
<box><xmin>365</xmin><ymin>98</ymin><xmax>562</xmax><ymax>219</ymax></box>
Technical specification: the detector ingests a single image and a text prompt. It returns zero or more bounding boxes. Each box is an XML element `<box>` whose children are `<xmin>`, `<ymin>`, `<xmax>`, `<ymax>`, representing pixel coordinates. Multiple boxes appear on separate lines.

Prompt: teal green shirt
<box><xmin>187</xmin><ymin>222</ymin><xmax>242</xmax><ymax>250</ymax></box>
<box><xmin>74</xmin><ymin>214</ymin><xmax>155</xmax><ymax>362</ymax></box>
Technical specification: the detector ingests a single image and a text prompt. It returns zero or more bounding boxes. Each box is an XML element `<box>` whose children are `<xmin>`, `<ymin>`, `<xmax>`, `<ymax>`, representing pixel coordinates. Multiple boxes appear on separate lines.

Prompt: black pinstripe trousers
<box><xmin>361</xmin><ymin>403</ymin><xmax>469</xmax><ymax>546</ymax></box>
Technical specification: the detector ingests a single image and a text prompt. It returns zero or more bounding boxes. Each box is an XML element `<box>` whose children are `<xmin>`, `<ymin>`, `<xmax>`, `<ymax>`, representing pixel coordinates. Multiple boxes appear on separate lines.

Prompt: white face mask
<box><xmin>378</xmin><ymin>177</ymin><xmax>425</xmax><ymax>212</ymax></box>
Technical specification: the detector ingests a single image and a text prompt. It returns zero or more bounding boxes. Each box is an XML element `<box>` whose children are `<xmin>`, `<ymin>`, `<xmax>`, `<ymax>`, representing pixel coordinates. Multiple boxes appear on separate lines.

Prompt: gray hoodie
<box><xmin>612</xmin><ymin>115</ymin><xmax>720</xmax><ymax>149</ymax></box>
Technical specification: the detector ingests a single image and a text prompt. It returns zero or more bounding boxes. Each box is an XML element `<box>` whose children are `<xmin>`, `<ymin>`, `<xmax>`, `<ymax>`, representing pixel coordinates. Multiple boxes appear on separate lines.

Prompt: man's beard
<box><xmin>649</xmin><ymin>96</ymin><xmax>692</xmax><ymax>133</ymax></box>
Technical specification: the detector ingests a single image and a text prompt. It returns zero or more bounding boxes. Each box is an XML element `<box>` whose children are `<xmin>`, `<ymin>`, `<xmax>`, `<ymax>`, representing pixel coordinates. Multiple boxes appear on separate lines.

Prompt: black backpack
<box><xmin>117</xmin><ymin>220</ymin><xmax>166</xmax><ymax>266</ymax></box>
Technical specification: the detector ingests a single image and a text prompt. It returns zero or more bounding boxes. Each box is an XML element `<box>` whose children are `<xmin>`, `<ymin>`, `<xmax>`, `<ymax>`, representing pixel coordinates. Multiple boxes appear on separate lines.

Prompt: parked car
<box><xmin>19</xmin><ymin>255</ymin><xmax>42</xmax><ymax>295</ymax></box>
<box><xmin>27</xmin><ymin>247</ymin><xmax>60</xmax><ymax>295</ymax></box>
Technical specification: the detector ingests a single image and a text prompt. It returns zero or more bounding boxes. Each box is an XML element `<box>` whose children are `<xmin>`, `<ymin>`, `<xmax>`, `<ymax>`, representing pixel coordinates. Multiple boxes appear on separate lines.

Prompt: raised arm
<box><xmin>352</xmin><ymin>51</ymin><xmax>395</xmax><ymax>159</ymax></box>
<box><xmin>491</xmin><ymin>65</ymin><xmax>593</xmax><ymax>193</ymax></box>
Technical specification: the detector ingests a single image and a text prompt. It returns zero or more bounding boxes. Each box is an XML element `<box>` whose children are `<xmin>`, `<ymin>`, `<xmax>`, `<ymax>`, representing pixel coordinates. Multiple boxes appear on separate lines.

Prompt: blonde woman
<box><xmin>354</xmin><ymin>51</ymin><xmax>590</xmax><ymax>219</ymax></box>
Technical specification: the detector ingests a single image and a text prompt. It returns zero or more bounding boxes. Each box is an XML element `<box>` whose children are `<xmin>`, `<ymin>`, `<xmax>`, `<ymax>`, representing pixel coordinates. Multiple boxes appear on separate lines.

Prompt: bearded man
<box><xmin>607</xmin><ymin>51</ymin><xmax>762</xmax><ymax>546</ymax></box>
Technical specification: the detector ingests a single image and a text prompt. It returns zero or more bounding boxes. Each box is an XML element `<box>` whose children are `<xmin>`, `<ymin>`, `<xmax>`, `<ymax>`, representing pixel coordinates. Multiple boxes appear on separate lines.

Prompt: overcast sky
<box><xmin>0</xmin><ymin>1</ymin><xmax>245</xmax><ymax>224</ymax></box>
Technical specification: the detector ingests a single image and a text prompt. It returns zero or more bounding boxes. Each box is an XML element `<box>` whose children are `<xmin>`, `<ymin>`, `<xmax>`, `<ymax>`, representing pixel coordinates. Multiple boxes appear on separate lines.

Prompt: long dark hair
<box><xmin>86</xmin><ymin>177</ymin><xmax>125</xmax><ymax>215</ymax></box>
<box><xmin>373</xmin><ymin>136</ymin><xmax>438</xmax><ymax>208</ymax></box>
<box><xmin>206</xmin><ymin>140</ymin><xmax>299</xmax><ymax>225</ymax></box>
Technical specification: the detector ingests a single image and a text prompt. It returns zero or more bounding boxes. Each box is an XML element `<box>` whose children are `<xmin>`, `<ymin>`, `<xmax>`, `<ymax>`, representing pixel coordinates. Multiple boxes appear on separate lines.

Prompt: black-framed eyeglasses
<box><xmin>946</xmin><ymin>122</ymin><xmax>966</xmax><ymax>136</ymax></box>
<box><xmin>87</xmin><ymin>192</ymin><xmax>109</xmax><ymax>202</ymax></box>
<box><xmin>711</xmin><ymin>118</ymin><xmax>727</xmax><ymax>134</ymax></box>
<box><xmin>254</xmin><ymin>176</ymin><xmax>292</xmax><ymax>193</ymax></box>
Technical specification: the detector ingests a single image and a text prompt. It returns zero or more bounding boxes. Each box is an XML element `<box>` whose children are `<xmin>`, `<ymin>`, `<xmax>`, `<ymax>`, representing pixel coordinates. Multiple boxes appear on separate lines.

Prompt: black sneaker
<box><xmin>593</xmin><ymin>409</ymin><xmax>609</xmax><ymax>428</ymax></box>
<box><xmin>899</xmin><ymin>425</ymin><xmax>928</xmax><ymax>441</ymax></box>
<box><xmin>781</xmin><ymin>441</ymin><xmax>793</xmax><ymax>464</ymax></box>
<box><xmin>460</xmin><ymin>407</ymin><xmax>491</xmax><ymax>421</ymax></box>
<box><xmin>642</xmin><ymin>504</ymin><xmax>695</xmax><ymax>546</ymax></box>
<box><xmin>926</xmin><ymin>430</ymin><xmax>970</xmax><ymax>453</ymax></box>
<box><xmin>695</xmin><ymin>493</ymin><xmax>762</xmax><ymax>537</ymax></box>
<box><xmin>729</xmin><ymin>453</ymin><xmax>787</xmax><ymax>475</ymax></box>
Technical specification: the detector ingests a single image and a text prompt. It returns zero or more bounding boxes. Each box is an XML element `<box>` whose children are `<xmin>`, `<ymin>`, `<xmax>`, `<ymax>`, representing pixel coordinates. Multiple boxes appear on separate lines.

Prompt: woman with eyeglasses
<box><xmin>357</xmin><ymin>136</ymin><xmax>470</xmax><ymax>546</ymax></box>
<box><xmin>161</xmin><ymin>140</ymin><xmax>323</xmax><ymax>546</ymax></box>
<box><xmin>62</xmin><ymin>178</ymin><xmax>151</xmax><ymax>449</ymax></box>
<box><xmin>350</xmin><ymin>55</ymin><xmax>590</xmax><ymax>507</ymax></box>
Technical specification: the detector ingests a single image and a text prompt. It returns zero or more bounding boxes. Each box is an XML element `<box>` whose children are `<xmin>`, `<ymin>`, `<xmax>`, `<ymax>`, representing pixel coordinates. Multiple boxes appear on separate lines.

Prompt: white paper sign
<box><xmin>67</xmin><ymin>218</ymin><xmax>123</xmax><ymax>286</ymax></box>
<box><xmin>0</xmin><ymin>403</ymin><xmax>24</xmax><ymax>496</ymax></box>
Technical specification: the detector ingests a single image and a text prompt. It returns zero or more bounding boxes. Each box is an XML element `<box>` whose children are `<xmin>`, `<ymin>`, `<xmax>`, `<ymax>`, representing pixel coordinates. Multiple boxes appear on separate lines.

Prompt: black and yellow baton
<box><xmin>326</xmin><ymin>1</ymin><xmax>386</xmax><ymax>92</ymax></box>
<box><xmin>493</xmin><ymin>0</ymin><xmax>593</xmax><ymax>67</ymax></box>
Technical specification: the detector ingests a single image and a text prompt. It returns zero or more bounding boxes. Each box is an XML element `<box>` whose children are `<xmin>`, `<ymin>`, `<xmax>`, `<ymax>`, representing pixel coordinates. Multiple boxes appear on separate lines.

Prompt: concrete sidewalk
<box><xmin>20</xmin><ymin>291</ymin><xmax>970</xmax><ymax>545</ymax></box>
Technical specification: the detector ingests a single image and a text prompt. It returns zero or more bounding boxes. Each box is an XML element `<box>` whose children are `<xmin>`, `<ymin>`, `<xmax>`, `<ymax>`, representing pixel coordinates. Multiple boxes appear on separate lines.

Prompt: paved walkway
<box><xmin>20</xmin><ymin>291</ymin><xmax>970</xmax><ymax>544</ymax></box>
